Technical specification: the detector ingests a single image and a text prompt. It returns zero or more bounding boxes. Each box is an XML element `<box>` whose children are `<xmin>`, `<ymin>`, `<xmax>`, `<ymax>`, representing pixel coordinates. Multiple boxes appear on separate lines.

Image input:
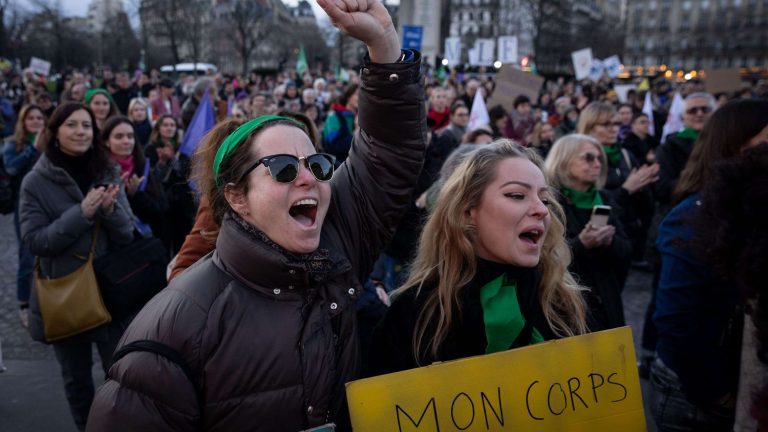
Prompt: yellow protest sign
<box><xmin>346</xmin><ymin>327</ymin><xmax>645</xmax><ymax>431</ymax></box>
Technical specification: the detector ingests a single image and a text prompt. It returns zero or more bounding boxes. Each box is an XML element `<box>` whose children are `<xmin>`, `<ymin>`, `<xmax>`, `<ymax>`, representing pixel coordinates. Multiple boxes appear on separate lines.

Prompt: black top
<box><xmin>366</xmin><ymin>258</ymin><xmax>558</xmax><ymax>376</ymax></box>
<box><xmin>54</xmin><ymin>150</ymin><xmax>94</xmax><ymax>195</ymax></box>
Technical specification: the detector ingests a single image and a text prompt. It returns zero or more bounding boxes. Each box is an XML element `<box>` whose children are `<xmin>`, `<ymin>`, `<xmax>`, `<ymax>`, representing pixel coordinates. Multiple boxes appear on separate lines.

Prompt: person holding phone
<box><xmin>545</xmin><ymin>134</ymin><xmax>632</xmax><ymax>331</ymax></box>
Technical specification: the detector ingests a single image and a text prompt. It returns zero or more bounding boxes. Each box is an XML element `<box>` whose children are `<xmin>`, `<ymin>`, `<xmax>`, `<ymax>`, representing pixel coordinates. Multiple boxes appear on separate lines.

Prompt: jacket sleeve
<box><xmin>169</xmin><ymin>200</ymin><xmax>217</xmax><ymax>282</ymax></box>
<box><xmin>2</xmin><ymin>141</ymin><xmax>38</xmax><ymax>176</ymax></box>
<box><xmin>19</xmin><ymin>174</ymin><xmax>94</xmax><ymax>257</ymax></box>
<box><xmin>87</xmin><ymin>290</ymin><xmax>204</xmax><ymax>431</ymax></box>
<box><xmin>654</xmin><ymin>139</ymin><xmax>685</xmax><ymax>205</ymax></box>
<box><xmin>325</xmin><ymin>53</ymin><xmax>427</xmax><ymax>283</ymax></box>
<box><xmin>99</xmin><ymin>168</ymin><xmax>136</xmax><ymax>246</ymax></box>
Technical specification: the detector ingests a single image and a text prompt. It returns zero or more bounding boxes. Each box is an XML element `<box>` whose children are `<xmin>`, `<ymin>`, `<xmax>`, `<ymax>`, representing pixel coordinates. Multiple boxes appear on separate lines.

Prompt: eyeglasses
<box><xmin>685</xmin><ymin>106</ymin><xmax>712</xmax><ymax>115</ymax></box>
<box><xmin>237</xmin><ymin>153</ymin><xmax>336</xmax><ymax>184</ymax></box>
<box><xmin>597</xmin><ymin>121</ymin><xmax>622</xmax><ymax>128</ymax></box>
<box><xmin>579</xmin><ymin>152</ymin><xmax>602</xmax><ymax>164</ymax></box>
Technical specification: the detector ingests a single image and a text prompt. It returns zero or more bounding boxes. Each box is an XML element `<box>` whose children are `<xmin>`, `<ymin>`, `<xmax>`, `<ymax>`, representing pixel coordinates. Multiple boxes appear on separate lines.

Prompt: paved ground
<box><xmin>0</xmin><ymin>211</ymin><xmax>658</xmax><ymax>431</ymax></box>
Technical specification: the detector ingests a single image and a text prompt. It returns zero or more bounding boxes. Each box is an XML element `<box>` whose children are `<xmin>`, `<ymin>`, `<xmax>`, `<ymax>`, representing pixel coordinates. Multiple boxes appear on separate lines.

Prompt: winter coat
<box><xmin>654</xmin><ymin>194</ymin><xmax>742</xmax><ymax>407</ymax></box>
<box><xmin>655</xmin><ymin>132</ymin><xmax>696</xmax><ymax>206</ymax></box>
<box><xmin>560</xmin><ymin>190</ymin><xmax>632</xmax><ymax>331</ymax></box>
<box><xmin>86</xmin><ymin>54</ymin><xmax>427</xmax><ymax>432</ymax></box>
<box><xmin>19</xmin><ymin>154</ymin><xmax>135</xmax><ymax>343</ymax></box>
<box><xmin>2</xmin><ymin>138</ymin><xmax>39</xmax><ymax>200</ymax></box>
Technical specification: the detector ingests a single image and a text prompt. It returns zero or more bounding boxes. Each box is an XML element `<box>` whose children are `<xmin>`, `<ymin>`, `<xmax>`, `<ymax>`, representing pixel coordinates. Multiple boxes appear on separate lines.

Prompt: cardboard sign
<box><xmin>346</xmin><ymin>327</ymin><xmax>646</xmax><ymax>431</ymax></box>
<box><xmin>470</xmin><ymin>39</ymin><xmax>495</xmax><ymax>66</ymax></box>
<box><xmin>589</xmin><ymin>59</ymin><xmax>605</xmax><ymax>81</ymax></box>
<box><xmin>571</xmin><ymin>48</ymin><xmax>594</xmax><ymax>81</ymax></box>
<box><xmin>29</xmin><ymin>57</ymin><xmax>51</xmax><ymax>76</ymax></box>
<box><xmin>704</xmin><ymin>68</ymin><xmax>742</xmax><ymax>94</ymax></box>
<box><xmin>486</xmin><ymin>66</ymin><xmax>544</xmax><ymax>113</ymax></box>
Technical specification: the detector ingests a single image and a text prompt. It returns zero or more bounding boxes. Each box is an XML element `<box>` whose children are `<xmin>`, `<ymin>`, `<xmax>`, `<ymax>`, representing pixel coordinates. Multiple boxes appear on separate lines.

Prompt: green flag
<box><xmin>436</xmin><ymin>65</ymin><xmax>447</xmax><ymax>84</ymax></box>
<box><xmin>296</xmin><ymin>46</ymin><xmax>308</xmax><ymax>76</ymax></box>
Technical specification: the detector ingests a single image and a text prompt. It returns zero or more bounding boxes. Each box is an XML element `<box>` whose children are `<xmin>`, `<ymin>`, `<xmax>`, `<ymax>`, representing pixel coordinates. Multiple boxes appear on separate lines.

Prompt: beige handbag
<box><xmin>35</xmin><ymin>222</ymin><xmax>111</xmax><ymax>342</ymax></box>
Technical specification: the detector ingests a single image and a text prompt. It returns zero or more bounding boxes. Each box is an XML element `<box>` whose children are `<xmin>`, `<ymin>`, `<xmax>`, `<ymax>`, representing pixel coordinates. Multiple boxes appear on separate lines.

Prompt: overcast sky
<box><xmin>17</xmin><ymin>0</ymin><xmax>326</xmax><ymax>18</ymax></box>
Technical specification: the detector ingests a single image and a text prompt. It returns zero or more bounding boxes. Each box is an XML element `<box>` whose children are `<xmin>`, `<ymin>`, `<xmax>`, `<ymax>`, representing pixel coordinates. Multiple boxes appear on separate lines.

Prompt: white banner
<box><xmin>603</xmin><ymin>55</ymin><xmax>622</xmax><ymax>78</ymax></box>
<box><xmin>497</xmin><ymin>36</ymin><xmax>518</xmax><ymax>64</ymax></box>
<box><xmin>571</xmin><ymin>48</ymin><xmax>593</xmax><ymax>81</ymax></box>
<box><xmin>444</xmin><ymin>37</ymin><xmax>462</xmax><ymax>67</ymax></box>
<box><xmin>468</xmin><ymin>88</ymin><xmax>490</xmax><ymax>131</ymax></box>
<box><xmin>29</xmin><ymin>57</ymin><xmax>51</xmax><ymax>76</ymax></box>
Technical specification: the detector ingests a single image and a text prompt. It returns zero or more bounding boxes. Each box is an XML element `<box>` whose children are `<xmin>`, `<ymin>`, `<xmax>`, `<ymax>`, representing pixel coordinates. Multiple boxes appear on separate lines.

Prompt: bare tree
<box><xmin>216</xmin><ymin>0</ymin><xmax>275</xmax><ymax>75</ymax></box>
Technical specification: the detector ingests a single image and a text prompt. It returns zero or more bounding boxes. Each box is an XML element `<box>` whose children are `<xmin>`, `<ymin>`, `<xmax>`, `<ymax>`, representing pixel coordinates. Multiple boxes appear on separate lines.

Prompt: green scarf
<box><xmin>26</xmin><ymin>133</ymin><xmax>36</xmax><ymax>145</ymax></box>
<box><xmin>560</xmin><ymin>186</ymin><xmax>603</xmax><ymax>209</ymax></box>
<box><xmin>677</xmin><ymin>127</ymin><xmax>699</xmax><ymax>141</ymax></box>
<box><xmin>480</xmin><ymin>273</ymin><xmax>544</xmax><ymax>354</ymax></box>
<box><xmin>602</xmin><ymin>143</ymin><xmax>622</xmax><ymax>165</ymax></box>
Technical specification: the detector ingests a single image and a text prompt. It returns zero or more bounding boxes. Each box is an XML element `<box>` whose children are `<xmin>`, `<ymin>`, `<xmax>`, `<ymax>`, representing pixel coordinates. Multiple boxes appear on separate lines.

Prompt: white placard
<box><xmin>603</xmin><ymin>55</ymin><xmax>622</xmax><ymax>78</ymax></box>
<box><xmin>471</xmin><ymin>39</ymin><xmax>495</xmax><ymax>66</ymax></box>
<box><xmin>571</xmin><ymin>48</ymin><xmax>594</xmax><ymax>81</ymax></box>
<box><xmin>29</xmin><ymin>57</ymin><xmax>51</xmax><ymax>76</ymax></box>
<box><xmin>444</xmin><ymin>37</ymin><xmax>462</xmax><ymax>67</ymax></box>
<box><xmin>589</xmin><ymin>58</ymin><xmax>605</xmax><ymax>81</ymax></box>
<box><xmin>497</xmin><ymin>36</ymin><xmax>518</xmax><ymax>64</ymax></box>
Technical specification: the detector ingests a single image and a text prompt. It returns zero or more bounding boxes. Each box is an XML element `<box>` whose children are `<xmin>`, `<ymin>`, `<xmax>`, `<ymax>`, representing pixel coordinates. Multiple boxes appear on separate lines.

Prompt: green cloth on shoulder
<box><xmin>602</xmin><ymin>143</ymin><xmax>622</xmax><ymax>165</ymax></box>
<box><xmin>480</xmin><ymin>273</ymin><xmax>544</xmax><ymax>354</ymax></box>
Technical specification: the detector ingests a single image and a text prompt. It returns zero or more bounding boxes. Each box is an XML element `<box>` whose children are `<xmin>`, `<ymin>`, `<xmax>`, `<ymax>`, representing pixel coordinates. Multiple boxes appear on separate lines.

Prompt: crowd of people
<box><xmin>1</xmin><ymin>1</ymin><xmax>766</xmax><ymax>431</ymax></box>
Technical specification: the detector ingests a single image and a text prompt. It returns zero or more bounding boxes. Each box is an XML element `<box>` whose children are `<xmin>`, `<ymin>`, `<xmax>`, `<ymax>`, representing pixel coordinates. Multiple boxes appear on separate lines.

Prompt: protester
<box><xmin>694</xmin><ymin>144</ymin><xmax>768</xmax><ymax>431</ymax></box>
<box><xmin>111</xmin><ymin>72</ymin><xmax>137</xmax><ymax>115</ymax></box>
<box><xmin>545</xmin><ymin>134</ymin><xmax>632</xmax><ymax>331</ymax></box>
<box><xmin>651</xmin><ymin>99</ymin><xmax>768</xmax><ymax>431</ymax></box>
<box><xmin>368</xmin><ymin>141</ymin><xmax>587</xmax><ymax>375</ymax></box>
<box><xmin>505</xmin><ymin>95</ymin><xmax>536</xmax><ymax>144</ymax></box>
<box><xmin>87</xmin><ymin>2</ymin><xmax>426</xmax><ymax>429</ymax></box>
<box><xmin>655</xmin><ymin>92</ymin><xmax>715</xmax><ymax>206</ymax></box>
<box><xmin>2</xmin><ymin>104</ymin><xmax>45</xmax><ymax>327</ymax></box>
<box><xmin>85</xmin><ymin>89</ymin><xmax>118</xmax><ymax>130</ymax></box>
<box><xmin>181</xmin><ymin>78</ymin><xmax>215</xmax><ymax>129</ymax></box>
<box><xmin>144</xmin><ymin>114</ymin><xmax>181</xmax><ymax>167</ymax></box>
<box><xmin>19</xmin><ymin>102</ymin><xmax>134</xmax><ymax>431</ymax></box>
<box><xmin>622</xmin><ymin>112</ymin><xmax>656</xmax><ymax>164</ymax></box>
<box><xmin>555</xmin><ymin>105</ymin><xmax>579</xmax><ymax>139</ymax></box>
<box><xmin>101</xmin><ymin>116</ymin><xmax>167</xmax><ymax>239</ymax></box>
<box><xmin>488</xmin><ymin>104</ymin><xmax>509</xmax><ymax>139</ymax></box>
<box><xmin>617</xmin><ymin>103</ymin><xmax>633</xmax><ymax>141</ymax></box>
<box><xmin>151</xmin><ymin>78</ymin><xmax>182</xmax><ymax>124</ymax></box>
<box><xmin>127</xmin><ymin>98</ymin><xmax>151</xmax><ymax>148</ymax></box>
<box><xmin>427</xmin><ymin>86</ymin><xmax>450</xmax><ymax>131</ymax></box>
<box><xmin>321</xmin><ymin>83</ymin><xmax>357</xmax><ymax>165</ymax></box>
<box><xmin>578</xmin><ymin>102</ymin><xmax>658</xmax><ymax>268</ymax></box>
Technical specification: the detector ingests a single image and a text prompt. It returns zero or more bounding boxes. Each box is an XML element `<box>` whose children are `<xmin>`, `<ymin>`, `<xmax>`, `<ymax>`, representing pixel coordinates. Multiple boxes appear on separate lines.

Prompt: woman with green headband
<box><xmin>88</xmin><ymin>1</ymin><xmax>426</xmax><ymax>430</ymax></box>
<box><xmin>544</xmin><ymin>134</ymin><xmax>632</xmax><ymax>331</ymax></box>
<box><xmin>85</xmin><ymin>88</ymin><xmax>118</xmax><ymax>130</ymax></box>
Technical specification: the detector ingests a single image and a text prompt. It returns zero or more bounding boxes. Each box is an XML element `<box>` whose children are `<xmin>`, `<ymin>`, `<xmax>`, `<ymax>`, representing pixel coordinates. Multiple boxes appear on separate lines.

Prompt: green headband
<box><xmin>214</xmin><ymin>115</ymin><xmax>304</xmax><ymax>188</ymax></box>
<box><xmin>85</xmin><ymin>88</ymin><xmax>114</xmax><ymax>106</ymax></box>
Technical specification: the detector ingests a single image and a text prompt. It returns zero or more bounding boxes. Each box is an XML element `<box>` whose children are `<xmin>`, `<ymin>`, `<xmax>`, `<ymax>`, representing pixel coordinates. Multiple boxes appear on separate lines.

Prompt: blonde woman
<box><xmin>545</xmin><ymin>134</ymin><xmax>632</xmax><ymax>331</ymax></box>
<box><xmin>368</xmin><ymin>141</ymin><xmax>587</xmax><ymax>374</ymax></box>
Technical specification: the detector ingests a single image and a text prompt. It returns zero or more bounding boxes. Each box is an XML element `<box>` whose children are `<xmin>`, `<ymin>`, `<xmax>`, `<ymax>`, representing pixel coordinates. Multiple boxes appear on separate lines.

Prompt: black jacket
<box><xmin>655</xmin><ymin>132</ymin><xmax>696</xmax><ymax>206</ymax></box>
<box><xmin>367</xmin><ymin>258</ymin><xmax>559</xmax><ymax>376</ymax></box>
<box><xmin>560</xmin><ymin>191</ymin><xmax>632</xmax><ymax>331</ymax></box>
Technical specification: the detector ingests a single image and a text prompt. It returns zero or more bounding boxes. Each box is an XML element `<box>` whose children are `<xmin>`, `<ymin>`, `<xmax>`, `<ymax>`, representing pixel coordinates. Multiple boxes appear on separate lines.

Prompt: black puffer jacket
<box><xmin>86</xmin><ymin>55</ymin><xmax>427</xmax><ymax>431</ymax></box>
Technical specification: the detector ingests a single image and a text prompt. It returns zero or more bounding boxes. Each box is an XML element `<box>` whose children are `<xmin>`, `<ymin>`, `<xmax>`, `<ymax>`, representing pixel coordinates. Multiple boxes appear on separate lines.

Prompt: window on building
<box><xmin>649</xmin><ymin>0</ymin><xmax>657</xmax><ymax>9</ymax></box>
<box><xmin>682</xmin><ymin>0</ymin><xmax>692</xmax><ymax>9</ymax></box>
<box><xmin>702</xmin><ymin>0</ymin><xmax>710</xmax><ymax>8</ymax></box>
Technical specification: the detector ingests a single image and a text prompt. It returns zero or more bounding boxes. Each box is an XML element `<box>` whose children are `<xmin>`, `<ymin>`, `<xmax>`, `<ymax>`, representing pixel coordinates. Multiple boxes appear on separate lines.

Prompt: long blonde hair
<box><xmin>394</xmin><ymin>140</ymin><xmax>588</xmax><ymax>364</ymax></box>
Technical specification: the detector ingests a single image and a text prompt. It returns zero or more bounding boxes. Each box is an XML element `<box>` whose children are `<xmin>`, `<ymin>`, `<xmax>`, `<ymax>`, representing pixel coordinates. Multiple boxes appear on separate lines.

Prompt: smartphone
<box><xmin>590</xmin><ymin>205</ymin><xmax>611</xmax><ymax>228</ymax></box>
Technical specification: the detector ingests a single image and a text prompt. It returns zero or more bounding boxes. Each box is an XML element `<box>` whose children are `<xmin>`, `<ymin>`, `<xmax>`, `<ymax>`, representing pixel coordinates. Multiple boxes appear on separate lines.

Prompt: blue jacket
<box><xmin>654</xmin><ymin>193</ymin><xmax>741</xmax><ymax>407</ymax></box>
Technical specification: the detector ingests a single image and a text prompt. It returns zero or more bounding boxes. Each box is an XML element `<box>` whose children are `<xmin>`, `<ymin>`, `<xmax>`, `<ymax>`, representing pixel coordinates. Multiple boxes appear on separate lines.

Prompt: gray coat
<box><xmin>20</xmin><ymin>153</ymin><xmax>135</xmax><ymax>342</ymax></box>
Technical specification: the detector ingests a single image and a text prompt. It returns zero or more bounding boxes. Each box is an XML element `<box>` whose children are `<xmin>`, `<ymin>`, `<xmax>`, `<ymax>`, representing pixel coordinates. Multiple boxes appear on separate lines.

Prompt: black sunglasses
<box><xmin>580</xmin><ymin>152</ymin><xmax>602</xmax><ymax>164</ymax></box>
<box><xmin>686</xmin><ymin>106</ymin><xmax>712</xmax><ymax>115</ymax></box>
<box><xmin>237</xmin><ymin>153</ymin><xmax>336</xmax><ymax>184</ymax></box>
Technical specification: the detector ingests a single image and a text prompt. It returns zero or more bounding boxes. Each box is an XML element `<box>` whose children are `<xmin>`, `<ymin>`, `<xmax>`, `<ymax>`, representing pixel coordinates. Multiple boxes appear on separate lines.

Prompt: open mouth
<box><xmin>289</xmin><ymin>198</ymin><xmax>318</xmax><ymax>227</ymax></box>
<box><xmin>519</xmin><ymin>229</ymin><xmax>543</xmax><ymax>245</ymax></box>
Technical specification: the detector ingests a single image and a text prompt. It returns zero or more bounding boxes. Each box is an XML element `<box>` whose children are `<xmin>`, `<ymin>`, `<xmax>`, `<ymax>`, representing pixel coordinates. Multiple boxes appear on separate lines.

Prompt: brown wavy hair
<box><xmin>393</xmin><ymin>140</ymin><xmax>588</xmax><ymax>364</ymax></box>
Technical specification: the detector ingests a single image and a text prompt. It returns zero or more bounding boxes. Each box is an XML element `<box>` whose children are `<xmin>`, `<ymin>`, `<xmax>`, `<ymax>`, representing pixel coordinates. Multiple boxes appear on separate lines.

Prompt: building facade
<box><xmin>624</xmin><ymin>0</ymin><xmax>768</xmax><ymax>69</ymax></box>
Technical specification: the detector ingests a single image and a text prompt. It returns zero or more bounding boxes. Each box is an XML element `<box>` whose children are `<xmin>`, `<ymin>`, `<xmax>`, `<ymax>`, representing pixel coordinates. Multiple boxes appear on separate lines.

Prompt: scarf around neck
<box><xmin>560</xmin><ymin>186</ymin><xmax>604</xmax><ymax>209</ymax></box>
<box><xmin>602</xmin><ymin>143</ymin><xmax>622</xmax><ymax>165</ymax></box>
<box><xmin>111</xmin><ymin>154</ymin><xmax>134</xmax><ymax>176</ymax></box>
<box><xmin>677</xmin><ymin>127</ymin><xmax>700</xmax><ymax>141</ymax></box>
